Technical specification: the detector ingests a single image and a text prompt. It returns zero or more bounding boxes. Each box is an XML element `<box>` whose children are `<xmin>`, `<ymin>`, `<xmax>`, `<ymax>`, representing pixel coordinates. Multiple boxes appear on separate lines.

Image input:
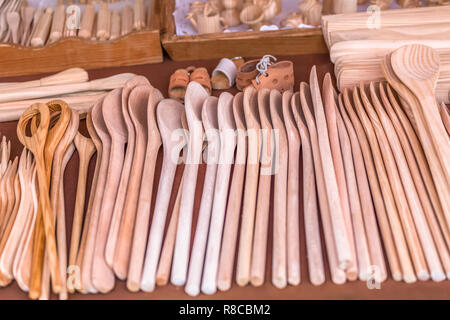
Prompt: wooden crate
<box><xmin>0</xmin><ymin>5</ymin><xmax>163</xmax><ymax>78</ymax></box>
<box><xmin>161</xmin><ymin>0</ymin><xmax>328</xmax><ymax>61</ymax></box>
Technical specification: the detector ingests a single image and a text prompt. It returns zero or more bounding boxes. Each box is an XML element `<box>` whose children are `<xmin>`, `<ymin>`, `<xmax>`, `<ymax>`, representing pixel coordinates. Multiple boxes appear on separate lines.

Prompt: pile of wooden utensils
<box><xmin>0</xmin><ymin>0</ymin><xmax>151</xmax><ymax>47</ymax></box>
<box><xmin>322</xmin><ymin>5</ymin><xmax>450</xmax><ymax>103</ymax></box>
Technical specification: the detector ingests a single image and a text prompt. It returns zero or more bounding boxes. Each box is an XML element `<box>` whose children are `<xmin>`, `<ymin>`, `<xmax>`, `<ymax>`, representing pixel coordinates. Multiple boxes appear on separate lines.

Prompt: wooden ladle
<box><xmin>140</xmin><ymin>98</ymin><xmax>185</xmax><ymax>292</ymax></box>
<box><xmin>105</xmin><ymin>76</ymin><xmax>151</xmax><ymax>268</ymax></box>
<box><xmin>201</xmin><ymin>92</ymin><xmax>236</xmax><ymax>295</ymax></box>
<box><xmin>171</xmin><ymin>82</ymin><xmax>209</xmax><ymax>286</ymax></box>
<box><xmin>236</xmin><ymin>86</ymin><xmax>261</xmax><ymax>287</ymax></box>
<box><xmin>92</xmin><ymin>89</ymin><xmax>127</xmax><ymax>293</ymax></box>
<box><xmin>125</xmin><ymin>87</ymin><xmax>164</xmax><ymax>290</ymax></box>
<box><xmin>186</xmin><ymin>96</ymin><xmax>220</xmax><ymax>297</ymax></box>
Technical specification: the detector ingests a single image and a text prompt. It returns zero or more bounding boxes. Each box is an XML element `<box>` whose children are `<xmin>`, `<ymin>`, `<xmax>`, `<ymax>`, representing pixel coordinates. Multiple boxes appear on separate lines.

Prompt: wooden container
<box><xmin>0</xmin><ymin>5</ymin><xmax>163</xmax><ymax>78</ymax></box>
<box><xmin>161</xmin><ymin>0</ymin><xmax>327</xmax><ymax>61</ymax></box>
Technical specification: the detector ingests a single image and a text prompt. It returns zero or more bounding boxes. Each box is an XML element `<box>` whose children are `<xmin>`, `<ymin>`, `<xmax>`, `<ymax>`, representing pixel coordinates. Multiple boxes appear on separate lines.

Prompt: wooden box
<box><xmin>0</xmin><ymin>4</ymin><xmax>164</xmax><ymax>78</ymax></box>
<box><xmin>160</xmin><ymin>0</ymin><xmax>328</xmax><ymax>61</ymax></box>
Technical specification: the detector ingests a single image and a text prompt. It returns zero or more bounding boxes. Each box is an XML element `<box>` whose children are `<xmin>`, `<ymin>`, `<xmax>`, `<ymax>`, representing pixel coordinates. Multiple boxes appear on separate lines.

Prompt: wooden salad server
<box><xmin>380</xmin><ymin>83</ymin><xmax>450</xmax><ymax>278</ymax></box>
<box><xmin>68</xmin><ymin>128</ymin><xmax>96</xmax><ymax>291</ymax></box>
<box><xmin>310</xmin><ymin>67</ymin><xmax>352</xmax><ymax>271</ymax></box>
<box><xmin>140</xmin><ymin>98</ymin><xmax>185</xmax><ymax>292</ymax></box>
<box><xmin>341</xmin><ymin>89</ymin><xmax>404</xmax><ymax>282</ymax></box>
<box><xmin>322</xmin><ymin>74</ymin><xmax>358</xmax><ymax>280</ymax></box>
<box><xmin>105</xmin><ymin>76</ymin><xmax>151</xmax><ymax>268</ymax></box>
<box><xmin>0</xmin><ymin>161</ymin><xmax>16</xmax><ymax>240</ymax></box>
<box><xmin>41</xmin><ymin>110</ymin><xmax>79</xmax><ymax>300</ymax></box>
<box><xmin>13</xmin><ymin>164</ymin><xmax>37</xmax><ymax>292</ymax></box>
<box><xmin>368</xmin><ymin>83</ymin><xmax>446</xmax><ymax>281</ymax></box>
<box><xmin>236</xmin><ymin>86</ymin><xmax>261</xmax><ymax>287</ymax></box>
<box><xmin>0</xmin><ymin>158</ymin><xmax>19</xmax><ymax>287</ymax></box>
<box><xmin>0</xmin><ymin>150</ymin><xmax>32</xmax><ymax>280</ymax></box>
<box><xmin>390</xmin><ymin>45</ymin><xmax>450</xmax><ymax>184</ymax></box>
<box><xmin>17</xmin><ymin>102</ymin><xmax>67</xmax><ymax>299</ymax></box>
<box><xmin>155</xmin><ymin>173</ymin><xmax>185</xmax><ymax>287</ymax></box>
<box><xmin>91</xmin><ymin>89</ymin><xmax>127</xmax><ymax>293</ymax></box>
<box><xmin>334</xmin><ymin>98</ymin><xmax>372</xmax><ymax>281</ymax></box>
<box><xmin>72</xmin><ymin>111</ymin><xmax>101</xmax><ymax>294</ymax></box>
<box><xmin>269</xmin><ymin>89</ymin><xmax>289</xmax><ymax>289</ymax></box>
<box><xmin>81</xmin><ymin>97</ymin><xmax>111</xmax><ymax>294</ymax></box>
<box><xmin>171</xmin><ymin>82</ymin><xmax>209</xmax><ymax>286</ymax></box>
<box><xmin>249</xmin><ymin>88</ymin><xmax>273</xmax><ymax>287</ymax></box>
<box><xmin>125</xmin><ymin>87</ymin><xmax>164</xmax><ymax>289</ymax></box>
<box><xmin>385</xmin><ymin>85</ymin><xmax>450</xmax><ymax>250</ymax></box>
<box><xmin>352</xmin><ymin>87</ymin><xmax>425</xmax><ymax>282</ymax></box>
<box><xmin>201</xmin><ymin>92</ymin><xmax>236</xmax><ymax>295</ymax></box>
<box><xmin>281</xmin><ymin>90</ymin><xmax>302</xmax><ymax>286</ymax></box>
<box><xmin>382</xmin><ymin>56</ymin><xmax>450</xmax><ymax>235</ymax></box>
<box><xmin>291</xmin><ymin>92</ymin><xmax>325</xmax><ymax>286</ymax></box>
<box><xmin>217</xmin><ymin>93</ymin><xmax>247</xmax><ymax>291</ymax></box>
<box><xmin>300</xmin><ymin>82</ymin><xmax>346</xmax><ymax>285</ymax></box>
<box><xmin>186</xmin><ymin>96</ymin><xmax>220</xmax><ymax>297</ymax></box>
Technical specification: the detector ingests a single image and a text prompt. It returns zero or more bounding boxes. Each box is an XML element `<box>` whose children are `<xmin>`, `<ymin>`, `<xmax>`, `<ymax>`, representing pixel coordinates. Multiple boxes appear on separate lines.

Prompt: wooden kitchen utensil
<box><xmin>249</xmin><ymin>88</ymin><xmax>273</xmax><ymax>287</ymax></box>
<box><xmin>291</xmin><ymin>92</ymin><xmax>325</xmax><ymax>286</ymax></box>
<box><xmin>236</xmin><ymin>86</ymin><xmax>261</xmax><ymax>287</ymax></box>
<box><xmin>140</xmin><ymin>98</ymin><xmax>185</xmax><ymax>292</ymax></box>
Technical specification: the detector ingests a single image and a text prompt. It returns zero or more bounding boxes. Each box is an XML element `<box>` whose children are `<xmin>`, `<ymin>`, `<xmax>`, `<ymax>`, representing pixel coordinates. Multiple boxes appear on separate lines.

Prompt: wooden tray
<box><xmin>0</xmin><ymin>7</ymin><xmax>163</xmax><ymax>78</ymax></box>
<box><xmin>160</xmin><ymin>0</ymin><xmax>328</xmax><ymax>61</ymax></box>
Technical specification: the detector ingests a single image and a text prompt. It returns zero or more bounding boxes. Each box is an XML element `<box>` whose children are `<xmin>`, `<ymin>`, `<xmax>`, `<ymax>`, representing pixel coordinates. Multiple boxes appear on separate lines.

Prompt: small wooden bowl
<box><xmin>240</xmin><ymin>5</ymin><xmax>265</xmax><ymax>30</ymax></box>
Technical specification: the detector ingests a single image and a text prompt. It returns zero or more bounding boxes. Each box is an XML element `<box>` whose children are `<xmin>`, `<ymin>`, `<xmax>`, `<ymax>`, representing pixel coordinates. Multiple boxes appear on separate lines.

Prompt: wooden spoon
<box><xmin>140</xmin><ymin>98</ymin><xmax>185</xmax><ymax>292</ymax></box>
<box><xmin>91</xmin><ymin>89</ymin><xmax>126</xmax><ymax>293</ymax></box>
<box><xmin>291</xmin><ymin>92</ymin><xmax>325</xmax><ymax>286</ymax></box>
<box><xmin>236</xmin><ymin>86</ymin><xmax>261</xmax><ymax>287</ymax></box>
<box><xmin>217</xmin><ymin>92</ymin><xmax>247</xmax><ymax>291</ymax></box>
<box><xmin>185</xmin><ymin>96</ymin><xmax>220</xmax><ymax>297</ymax></box>
<box><xmin>322</xmin><ymin>74</ymin><xmax>359</xmax><ymax>280</ymax></box>
<box><xmin>105</xmin><ymin>76</ymin><xmax>150</xmax><ymax>269</ymax></box>
<box><xmin>20</xmin><ymin>6</ymin><xmax>35</xmax><ymax>46</ymax></box>
<box><xmin>201</xmin><ymin>92</ymin><xmax>236</xmax><ymax>295</ymax></box>
<box><xmin>81</xmin><ymin>97</ymin><xmax>110</xmax><ymax>294</ymax></box>
<box><xmin>249</xmin><ymin>88</ymin><xmax>273</xmax><ymax>287</ymax></box>
<box><xmin>300</xmin><ymin>82</ymin><xmax>346</xmax><ymax>285</ymax></box>
<box><xmin>391</xmin><ymin>44</ymin><xmax>450</xmax><ymax>183</ymax></box>
<box><xmin>171</xmin><ymin>82</ymin><xmax>209</xmax><ymax>286</ymax></box>
<box><xmin>281</xmin><ymin>90</ymin><xmax>302</xmax><ymax>286</ymax></box>
<box><xmin>124</xmin><ymin>87</ymin><xmax>164</xmax><ymax>289</ymax></box>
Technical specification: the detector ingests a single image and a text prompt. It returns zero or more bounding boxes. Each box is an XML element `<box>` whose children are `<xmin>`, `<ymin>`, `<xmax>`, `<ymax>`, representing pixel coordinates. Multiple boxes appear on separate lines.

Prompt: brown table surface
<box><xmin>0</xmin><ymin>54</ymin><xmax>449</xmax><ymax>300</ymax></box>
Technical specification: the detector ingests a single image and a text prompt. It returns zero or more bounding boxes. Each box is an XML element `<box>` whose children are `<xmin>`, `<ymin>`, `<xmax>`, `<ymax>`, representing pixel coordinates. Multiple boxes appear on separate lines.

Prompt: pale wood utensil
<box><xmin>341</xmin><ymin>89</ymin><xmax>403</xmax><ymax>282</ymax></box>
<box><xmin>217</xmin><ymin>92</ymin><xmax>247</xmax><ymax>291</ymax></box>
<box><xmin>322</xmin><ymin>74</ymin><xmax>358</xmax><ymax>280</ymax></box>
<box><xmin>236</xmin><ymin>86</ymin><xmax>261</xmax><ymax>287</ymax></box>
<box><xmin>6</xmin><ymin>11</ymin><xmax>20</xmax><ymax>44</ymax></box>
<box><xmin>48</xmin><ymin>2</ymin><xmax>65</xmax><ymax>44</ymax></box>
<box><xmin>31</xmin><ymin>8</ymin><xmax>53</xmax><ymax>47</ymax></box>
<box><xmin>355</xmin><ymin>86</ymin><xmax>429</xmax><ymax>281</ymax></box>
<box><xmin>378</xmin><ymin>82</ymin><xmax>450</xmax><ymax>278</ymax></box>
<box><xmin>385</xmin><ymin>85</ymin><xmax>450</xmax><ymax>250</ymax></box>
<box><xmin>81</xmin><ymin>97</ymin><xmax>110</xmax><ymax>294</ymax></box>
<box><xmin>300</xmin><ymin>82</ymin><xmax>346</xmax><ymax>285</ymax></box>
<box><xmin>440</xmin><ymin>102</ymin><xmax>450</xmax><ymax>135</ymax></box>
<box><xmin>25</xmin><ymin>7</ymin><xmax>43</xmax><ymax>46</ymax></box>
<box><xmin>281</xmin><ymin>90</ymin><xmax>302</xmax><ymax>286</ymax></box>
<box><xmin>116</xmin><ymin>87</ymin><xmax>162</xmax><ymax>283</ymax></box>
<box><xmin>20</xmin><ymin>5</ymin><xmax>35</xmax><ymax>46</ymax></box>
<box><xmin>110</xmin><ymin>10</ymin><xmax>121</xmax><ymax>40</ymax></box>
<box><xmin>105</xmin><ymin>76</ymin><xmax>150</xmax><ymax>268</ymax></box>
<box><xmin>155</xmin><ymin>174</ymin><xmax>185</xmax><ymax>287</ymax></box>
<box><xmin>201</xmin><ymin>92</ymin><xmax>236</xmax><ymax>295</ymax></box>
<box><xmin>185</xmin><ymin>96</ymin><xmax>220</xmax><ymax>297</ymax></box>
<box><xmin>391</xmin><ymin>44</ymin><xmax>450</xmax><ymax>184</ymax></box>
<box><xmin>96</xmin><ymin>2</ymin><xmax>110</xmax><ymax>41</ymax></box>
<box><xmin>171</xmin><ymin>82</ymin><xmax>209</xmax><ymax>286</ymax></box>
<box><xmin>79</xmin><ymin>3</ymin><xmax>95</xmax><ymax>39</ymax></box>
<box><xmin>17</xmin><ymin>102</ymin><xmax>67</xmax><ymax>299</ymax></box>
<box><xmin>334</xmin><ymin>101</ymin><xmax>374</xmax><ymax>281</ymax></box>
<box><xmin>0</xmin><ymin>162</ymin><xmax>15</xmax><ymax>238</ymax></box>
<box><xmin>121</xmin><ymin>5</ymin><xmax>133</xmax><ymax>36</ymax></box>
<box><xmin>140</xmin><ymin>98</ymin><xmax>185</xmax><ymax>292</ymax></box>
<box><xmin>382</xmin><ymin>56</ymin><xmax>450</xmax><ymax>235</ymax></box>
<box><xmin>91</xmin><ymin>89</ymin><xmax>126</xmax><ymax>293</ymax></box>
<box><xmin>269</xmin><ymin>89</ymin><xmax>288</xmax><ymax>289</ymax></box>
<box><xmin>67</xmin><ymin>127</ymin><xmax>96</xmax><ymax>288</ymax></box>
<box><xmin>365</xmin><ymin>83</ymin><xmax>445</xmax><ymax>281</ymax></box>
<box><xmin>134</xmin><ymin>0</ymin><xmax>146</xmax><ymax>31</ymax></box>
<box><xmin>291</xmin><ymin>92</ymin><xmax>325</xmax><ymax>286</ymax></box>
<box><xmin>310</xmin><ymin>66</ymin><xmax>352</xmax><ymax>271</ymax></box>
<box><xmin>249</xmin><ymin>88</ymin><xmax>273</xmax><ymax>287</ymax></box>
